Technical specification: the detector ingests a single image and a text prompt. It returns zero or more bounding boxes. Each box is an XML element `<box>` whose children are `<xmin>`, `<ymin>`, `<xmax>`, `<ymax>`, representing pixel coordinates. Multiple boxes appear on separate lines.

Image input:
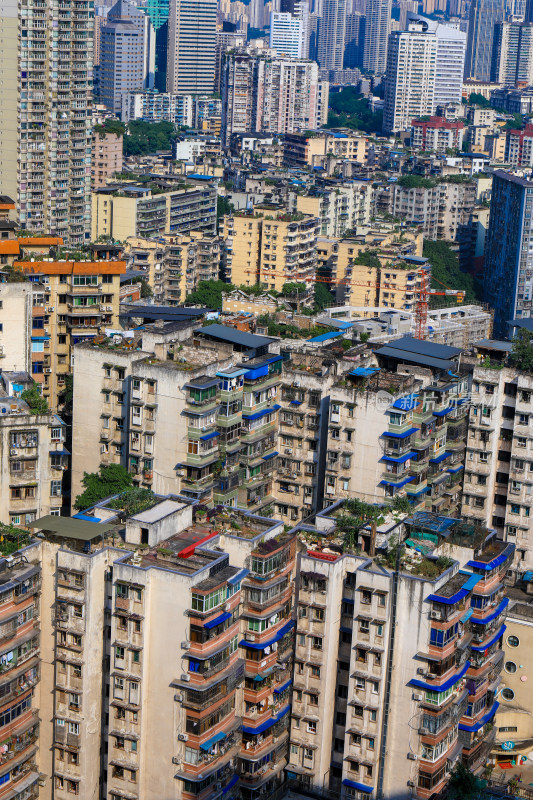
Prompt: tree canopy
<box><xmin>423</xmin><ymin>240</ymin><xmax>481</xmax><ymax>306</ymax></box>
<box><xmin>123</xmin><ymin>120</ymin><xmax>175</xmax><ymax>157</ymax></box>
<box><xmin>326</xmin><ymin>88</ymin><xmax>383</xmax><ymax>134</ymax></box>
<box><xmin>74</xmin><ymin>464</ymin><xmax>133</xmax><ymax>510</ymax></box>
<box><xmin>314</xmin><ymin>281</ymin><xmax>335</xmax><ymax>310</ymax></box>
<box><xmin>21</xmin><ymin>382</ymin><xmax>48</xmax><ymax>414</ymax></box>
<box><xmin>511</xmin><ymin>328</ymin><xmax>533</xmax><ymax>372</ymax></box>
<box><xmin>95</xmin><ymin>119</ymin><xmax>125</xmax><ymax>138</ymax></box>
<box><xmin>468</xmin><ymin>92</ymin><xmax>491</xmax><ymax>108</ymax></box>
<box><xmin>184</xmin><ymin>280</ymin><xmax>234</xmax><ymax>309</ymax></box>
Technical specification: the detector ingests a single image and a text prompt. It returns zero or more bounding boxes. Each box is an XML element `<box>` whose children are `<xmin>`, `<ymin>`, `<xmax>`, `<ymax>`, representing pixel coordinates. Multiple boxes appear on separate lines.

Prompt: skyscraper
<box><xmin>317</xmin><ymin>0</ymin><xmax>348</xmax><ymax>70</ymax></box>
<box><xmin>0</xmin><ymin>0</ymin><xmax>93</xmax><ymax>244</ymax></box>
<box><xmin>407</xmin><ymin>13</ymin><xmax>466</xmax><ymax>108</ymax></box>
<box><xmin>465</xmin><ymin>0</ymin><xmax>511</xmax><ymax>80</ymax></box>
<box><xmin>166</xmin><ymin>0</ymin><xmax>217</xmax><ymax>93</ymax></box>
<box><xmin>491</xmin><ymin>20</ymin><xmax>533</xmax><ymax>85</ymax></box>
<box><xmin>383</xmin><ymin>20</ymin><xmax>437</xmax><ymax>133</ymax></box>
<box><xmin>484</xmin><ymin>171</ymin><xmax>533</xmax><ymax>337</ymax></box>
<box><xmin>100</xmin><ymin>0</ymin><xmax>154</xmax><ymax>114</ymax></box>
<box><xmin>270</xmin><ymin>11</ymin><xmax>306</xmax><ymax>57</ymax></box>
<box><xmin>363</xmin><ymin>0</ymin><xmax>392</xmax><ymax>73</ymax></box>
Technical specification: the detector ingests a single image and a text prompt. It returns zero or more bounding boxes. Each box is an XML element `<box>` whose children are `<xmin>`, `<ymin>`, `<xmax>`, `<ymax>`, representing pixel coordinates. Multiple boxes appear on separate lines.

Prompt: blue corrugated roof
<box><xmin>470</xmin><ymin>624</ymin><xmax>506</xmax><ymax>652</ymax></box>
<box><xmin>472</xmin><ymin>598</ymin><xmax>509</xmax><ymax>626</ymax></box>
<box><xmin>382</xmin><ymin>427</ymin><xmax>419</xmax><ymax>439</ymax></box>
<box><xmin>349</xmin><ymin>367</ymin><xmax>380</xmax><ymax>377</ymax></box>
<box><xmin>459</xmin><ymin>701</ymin><xmax>499</xmax><ymax>732</ymax></box>
<box><xmin>307</xmin><ymin>331</ymin><xmax>343</xmax><ymax>343</ymax></box>
<box><xmin>409</xmin><ymin>660</ymin><xmax>470</xmax><ymax>692</ymax></box>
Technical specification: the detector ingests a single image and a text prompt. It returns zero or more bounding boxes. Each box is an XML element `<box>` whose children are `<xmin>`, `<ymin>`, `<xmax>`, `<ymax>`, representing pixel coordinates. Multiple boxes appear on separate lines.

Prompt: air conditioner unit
<box><xmin>178</xmin><ymin>733</ymin><xmax>188</xmax><ymax>742</ymax></box>
<box><xmin>10</xmin><ymin>449</ymin><xmax>17</xmax><ymax>456</ymax></box>
<box><xmin>416</xmin><ymin>668</ymin><xmax>426</xmax><ymax>676</ymax></box>
<box><xmin>181</xmin><ymin>641</ymin><xmax>190</xmax><ymax>649</ymax></box>
<box><xmin>44</xmin><ymin>368</ymin><xmax>52</xmax><ymax>374</ymax></box>
<box><xmin>223</xmin><ymin>602</ymin><xmax>230</xmax><ymax>611</ymax></box>
<box><xmin>407</xmin><ymin>753</ymin><xmax>417</xmax><ymax>761</ymax></box>
<box><xmin>172</xmin><ymin>756</ymin><xmax>182</xmax><ymax>766</ymax></box>
<box><xmin>418</xmin><ymin>727</ymin><xmax>428</xmax><ymax>736</ymax></box>
<box><xmin>180</xmin><ymin>674</ymin><xmax>190</xmax><ymax>682</ymax></box>
<box><xmin>285</xmin><ymin>448</ymin><xmax>293</xmax><ymax>455</ymax></box>
<box><xmin>430</xmin><ymin>611</ymin><xmax>440</xmax><ymax>620</ymax></box>
<box><xmin>407</xmin><ymin>781</ymin><xmax>416</xmax><ymax>787</ymax></box>
<box><xmin>174</xmin><ymin>693</ymin><xmax>183</xmax><ymax>702</ymax></box>
<box><xmin>47</xmin><ymin>306</ymin><xmax>55</xmax><ymax>313</ymax></box>
<box><xmin>107</xmin><ymin>306</ymin><xmax>113</xmax><ymax>312</ymax></box>
<box><xmin>412</xmin><ymin>693</ymin><xmax>422</xmax><ymax>702</ymax></box>
<box><xmin>245</xmin><ymin>632</ymin><xmax>255</xmax><ymax>642</ymax></box>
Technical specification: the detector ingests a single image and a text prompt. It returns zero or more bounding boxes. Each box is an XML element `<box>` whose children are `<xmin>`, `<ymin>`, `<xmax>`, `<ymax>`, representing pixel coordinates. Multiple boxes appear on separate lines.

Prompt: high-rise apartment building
<box><xmin>270</xmin><ymin>12</ymin><xmax>306</xmax><ymax>58</ymax></box>
<box><xmin>92</xmin><ymin>130</ymin><xmax>123</xmax><ymax>189</ymax></box>
<box><xmin>0</xmin><ymin>0</ymin><xmax>93</xmax><ymax>244</ymax></box>
<box><xmin>344</xmin><ymin>12</ymin><xmax>366</xmax><ymax>69</ymax></box>
<box><xmin>222</xmin><ymin>50</ymin><xmax>328</xmax><ymax>143</ymax></box>
<box><xmin>166</xmin><ymin>0</ymin><xmax>217</xmax><ymax>94</ymax></box>
<box><xmin>491</xmin><ymin>21</ymin><xmax>533</xmax><ymax>85</ymax></box>
<box><xmin>465</xmin><ymin>0</ymin><xmax>511</xmax><ymax>81</ymax></box>
<box><xmin>483</xmin><ymin>170</ymin><xmax>533</xmax><ymax>337</ymax></box>
<box><xmin>100</xmin><ymin>0</ymin><xmax>155</xmax><ymax>114</ymax></box>
<box><xmin>411</xmin><ymin>15</ymin><xmax>466</xmax><ymax>108</ymax></box>
<box><xmin>317</xmin><ymin>0</ymin><xmax>348</xmax><ymax>69</ymax></box>
<box><xmin>383</xmin><ymin>21</ymin><xmax>438</xmax><ymax>133</ymax></box>
<box><xmin>363</xmin><ymin>0</ymin><xmax>392</xmax><ymax>74</ymax></box>
<box><xmin>461</xmin><ymin>364</ymin><xmax>533</xmax><ymax>569</ymax></box>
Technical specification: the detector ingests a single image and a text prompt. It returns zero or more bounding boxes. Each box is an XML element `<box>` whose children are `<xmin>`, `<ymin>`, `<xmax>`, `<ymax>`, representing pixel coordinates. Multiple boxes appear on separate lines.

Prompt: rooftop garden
<box><xmin>0</xmin><ymin>525</ymin><xmax>32</xmax><ymax>557</ymax></box>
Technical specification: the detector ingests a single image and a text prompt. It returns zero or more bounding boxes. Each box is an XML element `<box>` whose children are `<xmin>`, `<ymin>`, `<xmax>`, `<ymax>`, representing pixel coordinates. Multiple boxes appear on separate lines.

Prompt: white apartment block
<box><xmin>0</xmin><ymin>0</ymin><xmax>93</xmax><ymax>244</ymax></box>
<box><xmin>121</xmin><ymin>91</ymin><xmax>194</xmax><ymax>126</ymax></box>
<box><xmin>270</xmin><ymin>12</ymin><xmax>306</xmax><ymax>58</ymax></box>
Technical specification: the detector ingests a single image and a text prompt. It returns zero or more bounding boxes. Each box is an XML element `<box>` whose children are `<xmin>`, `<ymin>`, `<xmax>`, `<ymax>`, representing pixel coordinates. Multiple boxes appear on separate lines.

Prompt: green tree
<box><xmin>325</xmin><ymin>87</ymin><xmax>383</xmax><ymax>134</ymax></box>
<box><xmin>447</xmin><ymin>763</ymin><xmax>486</xmax><ymax>800</ymax></box>
<box><xmin>122</xmin><ymin>120</ymin><xmax>175</xmax><ymax>157</ymax></box>
<box><xmin>185</xmin><ymin>280</ymin><xmax>235</xmax><ymax>309</ymax></box>
<box><xmin>74</xmin><ymin>464</ymin><xmax>133</xmax><ymax>510</ymax></box>
<box><xmin>468</xmin><ymin>92</ymin><xmax>491</xmax><ymax>108</ymax></box>
<box><xmin>423</xmin><ymin>240</ymin><xmax>481</xmax><ymax>305</ymax></box>
<box><xmin>139</xmin><ymin>279</ymin><xmax>152</xmax><ymax>298</ymax></box>
<box><xmin>217</xmin><ymin>196</ymin><xmax>234</xmax><ymax>221</ymax></box>
<box><xmin>21</xmin><ymin>382</ymin><xmax>48</xmax><ymax>414</ymax></box>
<box><xmin>354</xmin><ymin>249</ymin><xmax>381</xmax><ymax>268</ymax></box>
<box><xmin>511</xmin><ymin>328</ymin><xmax>533</xmax><ymax>372</ymax></box>
<box><xmin>397</xmin><ymin>175</ymin><xmax>436</xmax><ymax>189</ymax></box>
<box><xmin>95</xmin><ymin>119</ymin><xmax>126</xmax><ymax>138</ymax></box>
<box><xmin>281</xmin><ymin>282</ymin><xmax>307</xmax><ymax>296</ymax></box>
<box><xmin>314</xmin><ymin>282</ymin><xmax>335</xmax><ymax>310</ymax></box>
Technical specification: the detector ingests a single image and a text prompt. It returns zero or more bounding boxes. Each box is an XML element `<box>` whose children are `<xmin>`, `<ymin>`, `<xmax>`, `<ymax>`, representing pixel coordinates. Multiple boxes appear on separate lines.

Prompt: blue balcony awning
<box><xmin>459</xmin><ymin>701</ymin><xmax>499</xmax><ymax>733</ymax></box>
<box><xmin>472</xmin><ymin>597</ymin><xmax>509</xmax><ymax>626</ymax></box>
<box><xmin>242</xmin><ymin>703</ymin><xmax>290</xmax><ymax>735</ymax></box>
<box><xmin>380</xmin><ymin>451</ymin><xmax>416</xmax><ymax>464</ymax></box>
<box><xmin>228</xmin><ymin>568</ymin><xmax>249</xmax><ymax>586</ymax></box>
<box><xmin>200</xmin><ymin>431</ymin><xmax>220</xmax><ymax>441</ymax></box>
<box><xmin>409</xmin><ymin>660</ymin><xmax>470</xmax><ymax>692</ymax></box>
<box><xmin>223</xmin><ymin>775</ymin><xmax>239</xmax><ymax>794</ymax></box>
<box><xmin>429</xmin><ymin>451</ymin><xmax>451</xmax><ymax>465</ymax></box>
<box><xmin>273</xmin><ymin>679</ymin><xmax>292</xmax><ymax>694</ymax></box>
<box><xmin>447</xmin><ymin>465</ymin><xmax>464</xmax><ymax>474</ymax></box>
<box><xmin>470</xmin><ymin>623</ymin><xmax>506</xmax><ymax>652</ymax></box>
<box><xmin>200</xmin><ymin>730</ymin><xmax>227</xmax><ymax>751</ymax></box>
<box><xmin>242</xmin><ymin>405</ymin><xmax>280</xmax><ymax>421</ymax></box>
<box><xmin>468</xmin><ymin>544</ymin><xmax>514</xmax><ymax>572</ymax></box>
<box><xmin>342</xmin><ymin>597</ymin><xmax>354</xmax><ymax>604</ymax></box>
<box><xmin>239</xmin><ymin>619</ymin><xmax>294</xmax><ymax>650</ymax></box>
<box><xmin>433</xmin><ymin>407</ymin><xmax>454</xmax><ymax>417</ymax></box>
<box><xmin>262</xmin><ymin>451</ymin><xmax>279</xmax><ymax>461</ymax></box>
<box><xmin>290</xmin><ymin>400</ymin><xmax>302</xmax><ymax>405</ymax></box>
<box><xmin>342</xmin><ymin>779</ymin><xmax>373</xmax><ymax>793</ymax></box>
<box><xmin>382</xmin><ymin>427</ymin><xmax>419</xmax><ymax>439</ymax></box>
<box><xmin>427</xmin><ymin>572</ymin><xmax>480</xmax><ymax>605</ymax></box>
<box><xmin>49</xmin><ymin>448</ymin><xmax>70</xmax><ymax>456</ymax></box>
<box><xmin>391</xmin><ymin>393</ymin><xmax>418</xmax><ymax>410</ymax></box>
<box><xmin>461</xmin><ymin>607</ymin><xmax>474</xmax><ymax>623</ymax></box>
<box><xmin>379</xmin><ymin>476</ymin><xmax>413</xmax><ymax>489</ymax></box>
<box><xmin>203</xmin><ymin>611</ymin><xmax>232</xmax><ymax>630</ymax></box>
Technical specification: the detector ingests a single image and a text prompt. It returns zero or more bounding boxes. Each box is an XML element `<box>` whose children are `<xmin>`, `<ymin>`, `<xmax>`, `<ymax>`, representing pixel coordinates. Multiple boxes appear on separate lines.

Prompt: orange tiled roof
<box><xmin>0</xmin><ymin>241</ymin><xmax>20</xmax><ymax>255</ymax></box>
<box><xmin>14</xmin><ymin>260</ymin><xmax>126</xmax><ymax>275</ymax></box>
<box><xmin>18</xmin><ymin>237</ymin><xmax>64</xmax><ymax>246</ymax></box>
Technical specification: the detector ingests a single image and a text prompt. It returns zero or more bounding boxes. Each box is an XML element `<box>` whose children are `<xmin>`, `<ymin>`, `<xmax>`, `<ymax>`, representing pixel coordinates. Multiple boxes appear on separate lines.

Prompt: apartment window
<box><xmin>356</xmin><ymin>677</ymin><xmax>365</xmax><ymax>689</ymax></box>
<box><xmin>68</xmin><ymin>722</ymin><xmax>79</xmax><ymax>735</ymax></box>
<box><xmin>116</xmin><ymin>737</ymin><xmax>125</xmax><ymax>749</ymax></box>
<box><xmin>291</xmin><ymin>744</ymin><xmax>299</xmax><ymax>755</ymax></box>
<box><xmin>309</xmin><ymin>693</ymin><xmax>319</xmax><ymax>706</ymax></box>
<box><xmin>351</xmin><ymin>733</ymin><xmax>362</xmax><ymax>746</ymax></box>
<box><xmin>359</xmin><ymin>620</ymin><xmax>370</xmax><ymax>633</ymax></box>
<box><xmin>298</xmin><ymin>634</ymin><xmax>306</xmax><ymax>647</ymax></box>
<box><xmin>313</xmin><ymin>608</ymin><xmax>324</xmax><ymax>622</ymax></box>
<box><xmin>311</xmin><ymin>636</ymin><xmax>322</xmax><ymax>650</ymax></box>
<box><xmin>307</xmin><ymin>720</ymin><xmax>317</xmax><ymax>733</ymax></box>
<box><xmin>361</xmin><ymin>590</ymin><xmax>372</xmax><ymax>604</ymax></box>
<box><xmin>336</xmin><ymin>711</ymin><xmax>346</xmax><ymax>726</ymax></box>
<box><xmin>311</xmin><ymin>666</ymin><xmax>321</xmax><ymax>678</ymax></box>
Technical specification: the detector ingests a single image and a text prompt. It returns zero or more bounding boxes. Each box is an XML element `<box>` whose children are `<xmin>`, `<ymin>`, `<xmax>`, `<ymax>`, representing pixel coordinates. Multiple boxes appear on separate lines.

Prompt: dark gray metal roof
<box><xmin>121</xmin><ymin>305</ymin><xmax>208</xmax><ymax>319</ymax></box>
<box><xmin>474</xmin><ymin>339</ymin><xmax>513</xmax><ymax>352</ymax></box>
<box><xmin>380</xmin><ymin>336</ymin><xmax>461</xmax><ymax>359</ymax></box>
<box><xmin>29</xmin><ymin>516</ymin><xmax>118</xmax><ymax>541</ymax></box>
<box><xmin>194</xmin><ymin>324</ymin><xmax>274</xmax><ymax>349</ymax></box>
<box><xmin>508</xmin><ymin>318</ymin><xmax>533</xmax><ymax>333</ymax></box>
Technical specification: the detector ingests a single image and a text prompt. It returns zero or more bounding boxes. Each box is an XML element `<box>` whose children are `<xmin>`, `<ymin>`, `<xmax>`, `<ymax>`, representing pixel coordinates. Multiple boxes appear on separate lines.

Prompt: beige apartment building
<box><xmin>124</xmin><ymin>232</ymin><xmax>222</xmax><ymax>304</ymax></box>
<box><xmin>296</xmin><ymin>181</ymin><xmax>373</xmax><ymax>239</ymax></box>
<box><xmin>222</xmin><ymin>206</ymin><xmax>320</xmax><ymax>293</ymax></box>
<box><xmin>0</xmin><ymin>397</ymin><xmax>68</xmax><ymax>527</ymax></box>
<box><xmin>0</xmin><ymin>283</ymin><xmax>33</xmax><ymax>371</ymax></box>
<box><xmin>283</xmin><ymin>132</ymin><xmax>369</xmax><ymax>169</ymax></box>
<box><xmin>12</xmin><ymin>260</ymin><xmax>125</xmax><ymax>409</ymax></box>
<box><xmin>92</xmin><ymin>131</ymin><xmax>124</xmax><ymax>190</ymax></box>
<box><xmin>461</xmin><ymin>365</ymin><xmax>533</xmax><ymax>569</ymax></box>
<box><xmin>317</xmin><ymin>230</ymin><xmax>425</xmax><ymax>312</ymax></box>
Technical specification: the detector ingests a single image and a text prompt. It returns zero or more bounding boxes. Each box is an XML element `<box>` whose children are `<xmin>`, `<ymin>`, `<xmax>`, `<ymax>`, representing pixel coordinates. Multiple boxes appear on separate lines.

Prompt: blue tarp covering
<box><xmin>349</xmin><ymin>367</ymin><xmax>381</xmax><ymax>377</ymax></box>
<box><xmin>447</xmin><ymin>465</ymin><xmax>464</xmax><ymax>474</ymax></box>
<box><xmin>459</xmin><ymin>701</ymin><xmax>499</xmax><ymax>733</ymax></box>
<box><xmin>307</xmin><ymin>331</ymin><xmax>343</xmax><ymax>343</ymax></box>
<box><xmin>472</xmin><ymin>598</ymin><xmax>509</xmax><ymax>626</ymax></box>
<box><xmin>244</xmin><ymin>364</ymin><xmax>269</xmax><ymax>380</ymax></box>
<box><xmin>392</xmin><ymin>393</ymin><xmax>418</xmax><ymax>410</ymax></box>
<box><xmin>291</xmin><ymin>400</ymin><xmax>302</xmax><ymax>405</ymax></box>
<box><xmin>433</xmin><ymin>407</ymin><xmax>455</xmax><ymax>417</ymax></box>
<box><xmin>342</xmin><ymin>597</ymin><xmax>354</xmax><ymax>604</ymax></box>
<box><xmin>429</xmin><ymin>451</ymin><xmax>451</xmax><ymax>464</ymax></box>
<box><xmin>200</xmin><ymin>731</ymin><xmax>227</xmax><ymax>750</ymax></box>
<box><xmin>200</xmin><ymin>431</ymin><xmax>220</xmax><ymax>441</ymax></box>
<box><xmin>262</xmin><ymin>451</ymin><xmax>279</xmax><ymax>461</ymax></box>
<box><xmin>409</xmin><ymin>660</ymin><xmax>470</xmax><ymax>692</ymax></box>
<box><xmin>204</xmin><ymin>611</ymin><xmax>232</xmax><ymax>630</ymax></box>
<box><xmin>470</xmin><ymin>624</ymin><xmax>506</xmax><ymax>652</ymax></box>
<box><xmin>239</xmin><ymin>619</ymin><xmax>295</xmax><ymax>650</ymax></box>
<box><xmin>342</xmin><ymin>779</ymin><xmax>373</xmax><ymax>793</ymax></box>
<box><xmin>380</xmin><ymin>451</ymin><xmax>416</xmax><ymax>464</ymax></box>
<box><xmin>273</xmin><ymin>679</ymin><xmax>292</xmax><ymax>694</ymax></box>
<box><xmin>468</xmin><ymin>545</ymin><xmax>513</xmax><ymax>572</ymax></box>
<box><xmin>427</xmin><ymin>573</ymin><xmax>481</xmax><ymax>605</ymax></box>
<box><xmin>382</xmin><ymin>427</ymin><xmax>419</xmax><ymax>439</ymax></box>
<box><xmin>227</xmin><ymin>568</ymin><xmax>249</xmax><ymax>585</ymax></box>
<box><xmin>72</xmin><ymin>513</ymin><xmax>100</xmax><ymax>522</ymax></box>
<box><xmin>524</xmin><ymin>571</ymin><xmax>533</xmax><ymax>582</ymax></box>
